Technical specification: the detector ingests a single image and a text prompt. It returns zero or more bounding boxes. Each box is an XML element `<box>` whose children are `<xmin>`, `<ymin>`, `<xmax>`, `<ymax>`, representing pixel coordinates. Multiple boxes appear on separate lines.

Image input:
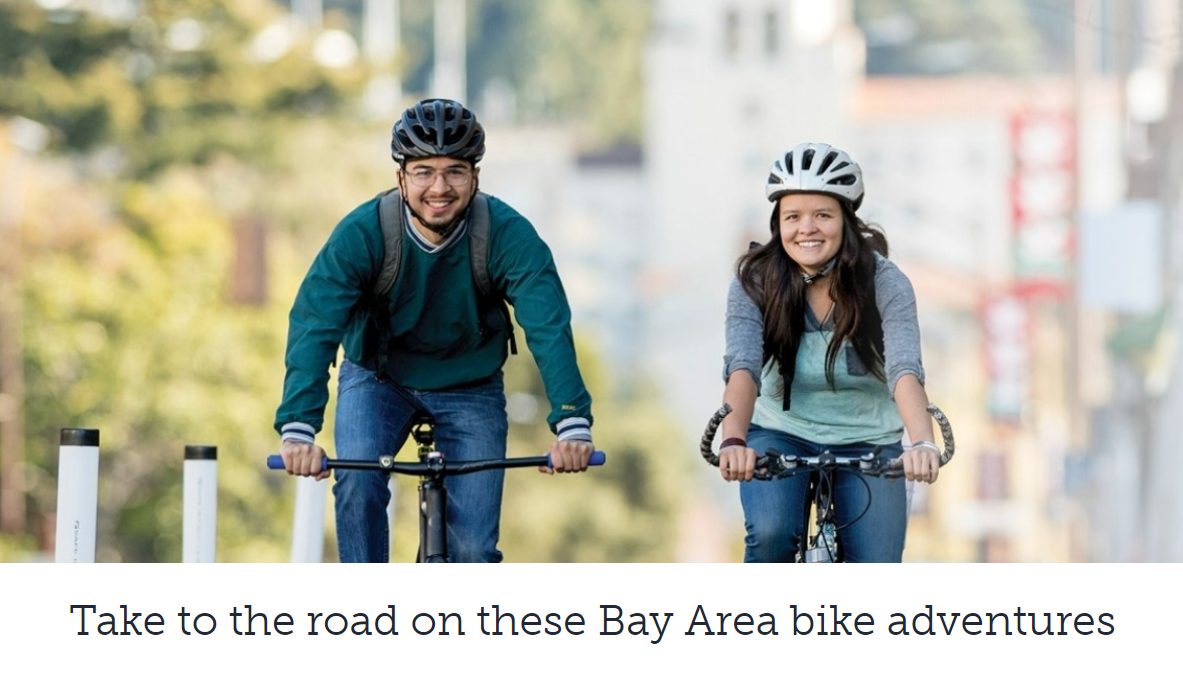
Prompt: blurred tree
<box><xmin>0</xmin><ymin>0</ymin><xmax>366</xmax><ymax>177</ymax></box>
<box><xmin>2</xmin><ymin>0</ymin><xmax>691</xmax><ymax>563</ymax></box>
<box><xmin>339</xmin><ymin>0</ymin><xmax>652</xmax><ymax>148</ymax></box>
<box><xmin>16</xmin><ymin>162</ymin><xmax>293</xmax><ymax>562</ymax></box>
<box><xmin>524</xmin><ymin>0</ymin><xmax>651</xmax><ymax>147</ymax></box>
<box><xmin>855</xmin><ymin>0</ymin><xmax>1045</xmax><ymax>75</ymax></box>
<box><xmin>0</xmin><ymin>0</ymin><xmax>365</xmax><ymax>560</ymax></box>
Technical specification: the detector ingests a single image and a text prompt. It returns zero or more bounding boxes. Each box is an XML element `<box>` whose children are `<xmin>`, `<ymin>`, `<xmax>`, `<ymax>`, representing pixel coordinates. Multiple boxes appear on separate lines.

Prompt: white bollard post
<box><xmin>290</xmin><ymin>477</ymin><xmax>327</xmax><ymax>563</ymax></box>
<box><xmin>55</xmin><ymin>428</ymin><xmax>99</xmax><ymax>563</ymax></box>
<box><xmin>183</xmin><ymin>445</ymin><xmax>217</xmax><ymax>563</ymax></box>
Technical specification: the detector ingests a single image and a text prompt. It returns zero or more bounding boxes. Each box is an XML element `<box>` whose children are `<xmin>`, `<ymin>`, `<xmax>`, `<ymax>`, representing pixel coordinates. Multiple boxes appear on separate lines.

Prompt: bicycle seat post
<box><xmin>411</xmin><ymin>414</ymin><xmax>436</xmax><ymax>460</ymax></box>
<box><xmin>409</xmin><ymin>413</ymin><xmax>449</xmax><ymax>563</ymax></box>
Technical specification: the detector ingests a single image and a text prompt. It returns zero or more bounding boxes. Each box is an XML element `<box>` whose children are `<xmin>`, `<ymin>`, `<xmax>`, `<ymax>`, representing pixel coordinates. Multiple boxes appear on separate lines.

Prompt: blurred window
<box><xmin>764</xmin><ymin>8</ymin><xmax>779</xmax><ymax>56</ymax></box>
<box><xmin>724</xmin><ymin>8</ymin><xmax>740</xmax><ymax>57</ymax></box>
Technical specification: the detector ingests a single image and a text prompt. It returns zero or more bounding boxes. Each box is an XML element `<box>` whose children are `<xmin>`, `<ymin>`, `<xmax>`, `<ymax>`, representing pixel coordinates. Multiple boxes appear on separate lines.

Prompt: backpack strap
<box><xmin>368</xmin><ymin>191</ymin><xmax>515</xmax><ymax>383</ymax></box>
<box><xmin>468</xmin><ymin>193</ymin><xmax>492</xmax><ymax>297</ymax></box>
<box><xmin>374</xmin><ymin>189</ymin><xmax>405</xmax><ymax>298</ymax></box>
<box><xmin>467</xmin><ymin>193</ymin><xmax>517</xmax><ymax>355</ymax></box>
<box><xmin>780</xmin><ymin>347</ymin><xmax>797</xmax><ymax>411</ymax></box>
<box><xmin>370</xmin><ymin>189</ymin><xmax>404</xmax><ymax>381</ymax></box>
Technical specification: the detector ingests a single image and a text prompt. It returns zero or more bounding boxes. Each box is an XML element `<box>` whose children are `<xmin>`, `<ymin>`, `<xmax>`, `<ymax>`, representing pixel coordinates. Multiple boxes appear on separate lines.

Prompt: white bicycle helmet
<box><xmin>765</xmin><ymin>143</ymin><xmax>864</xmax><ymax>209</ymax></box>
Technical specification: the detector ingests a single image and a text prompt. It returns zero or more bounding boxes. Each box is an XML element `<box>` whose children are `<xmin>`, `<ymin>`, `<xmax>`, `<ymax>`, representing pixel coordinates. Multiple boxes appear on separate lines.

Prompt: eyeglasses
<box><xmin>404</xmin><ymin>167</ymin><xmax>473</xmax><ymax>187</ymax></box>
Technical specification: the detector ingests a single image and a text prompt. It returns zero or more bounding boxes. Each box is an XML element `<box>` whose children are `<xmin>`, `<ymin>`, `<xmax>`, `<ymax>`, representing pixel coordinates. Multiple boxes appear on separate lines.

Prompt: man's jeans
<box><xmin>739</xmin><ymin>425</ymin><xmax>907</xmax><ymax>563</ymax></box>
<box><xmin>333</xmin><ymin>359</ymin><xmax>508</xmax><ymax>563</ymax></box>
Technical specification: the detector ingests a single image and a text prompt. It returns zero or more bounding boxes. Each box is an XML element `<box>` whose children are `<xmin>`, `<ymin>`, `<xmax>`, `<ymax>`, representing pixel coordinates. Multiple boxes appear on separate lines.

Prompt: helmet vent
<box><xmin>817</xmin><ymin>151</ymin><xmax>839</xmax><ymax>174</ymax></box>
<box><xmin>390</xmin><ymin>98</ymin><xmax>486</xmax><ymax>164</ymax></box>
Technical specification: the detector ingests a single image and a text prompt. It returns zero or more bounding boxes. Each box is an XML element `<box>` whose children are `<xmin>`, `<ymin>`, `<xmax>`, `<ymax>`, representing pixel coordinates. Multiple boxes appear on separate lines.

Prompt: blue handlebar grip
<box><xmin>547</xmin><ymin>450</ymin><xmax>606</xmax><ymax>467</ymax></box>
<box><xmin>266</xmin><ymin>454</ymin><xmax>329</xmax><ymax>472</ymax></box>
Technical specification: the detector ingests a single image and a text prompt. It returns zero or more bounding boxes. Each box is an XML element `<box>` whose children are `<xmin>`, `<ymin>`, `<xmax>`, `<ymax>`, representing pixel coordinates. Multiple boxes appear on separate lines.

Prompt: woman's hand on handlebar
<box><xmin>900</xmin><ymin>444</ymin><xmax>940</xmax><ymax>484</ymax></box>
<box><xmin>281</xmin><ymin>440</ymin><xmax>330</xmax><ymax>481</ymax></box>
<box><xmin>541</xmin><ymin>439</ymin><xmax>595</xmax><ymax>475</ymax></box>
<box><xmin>718</xmin><ymin>444</ymin><xmax>756</xmax><ymax>482</ymax></box>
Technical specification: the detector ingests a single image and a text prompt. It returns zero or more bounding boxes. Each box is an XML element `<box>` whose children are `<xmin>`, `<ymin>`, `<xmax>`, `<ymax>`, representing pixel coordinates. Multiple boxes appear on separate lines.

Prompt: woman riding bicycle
<box><xmin>716</xmin><ymin>142</ymin><xmax>941</xmax><ymax>563</ymax></box>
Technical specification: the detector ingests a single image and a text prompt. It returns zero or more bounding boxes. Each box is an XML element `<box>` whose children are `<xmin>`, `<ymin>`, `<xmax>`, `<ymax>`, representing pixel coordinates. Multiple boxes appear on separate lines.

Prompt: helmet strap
<box><xmin>402</xmin><ymin>199</ymin><xmax>462</xmax><ymax>238</ymax></box>
<box><xmin>396</xmin><ymin>171</ymin><xmax>478</xmax><ymax>239</ymax></box>
<box><xmin>802</xmin><ymin>256</ymin><xmax>837</xmax><ymax>285</ymax></box>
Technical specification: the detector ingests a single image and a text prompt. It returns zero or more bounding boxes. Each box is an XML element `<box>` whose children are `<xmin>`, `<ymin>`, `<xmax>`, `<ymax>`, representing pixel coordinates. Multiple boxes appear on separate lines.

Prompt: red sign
<box><xmin>1010</xmin><ymin>111</ymin><xmax>1076</xmax><ymax>295</ymax></box>
<box><xmin>981</xmin><ymin>293</ymin><xmax>1031</xmax><ymax>422</ymax></box>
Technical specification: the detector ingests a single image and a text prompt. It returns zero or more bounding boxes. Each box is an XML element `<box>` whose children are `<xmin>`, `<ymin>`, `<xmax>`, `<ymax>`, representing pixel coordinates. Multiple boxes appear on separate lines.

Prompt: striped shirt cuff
<box><xmin>280</xmin><ymin>422</ymin><xmax>316</xmax><ymax>446</ymax></box>
<box><xmin>556</xmin><ymin>417</ymin><xmax>592</xmax><ymax>442</ymax></box>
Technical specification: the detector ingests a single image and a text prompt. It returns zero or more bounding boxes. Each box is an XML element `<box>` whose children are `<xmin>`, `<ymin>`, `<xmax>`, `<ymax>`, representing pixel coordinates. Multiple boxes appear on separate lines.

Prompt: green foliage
<box><xmin>525</xmin><ymin>0</ymin><xmax>651</xmax><ymax>147</ymax></box>
<box><xmin>4</xmin><ymin>0</ymin><xmax>691</xmax><ymax>564</ymax></box>
<box><xmin>20</xmin><ymin>165</ymin><xmax>292</xmax><ymax>562</ymax></box>
<box><xmin>855</xmin><ymin>0</ymin><xmax>1045</xmax><ymax>75</ymax></box>
<box><xmin>0</xmin><ymin>0</ymin><xmax>366</xmax><ymax>177</ymax></box>
<box><xmin>389</xmin><ymin>0</ymin><xmax>652</xmax><ymax>149</ymax></box>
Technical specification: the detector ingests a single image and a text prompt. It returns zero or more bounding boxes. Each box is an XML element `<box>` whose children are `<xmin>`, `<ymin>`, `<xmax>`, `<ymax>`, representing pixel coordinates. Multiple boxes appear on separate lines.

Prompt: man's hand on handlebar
<box><xmin>280</xmin><ymin>440</ymin><xmax>330</xmax><ymax>481</ymax></box>
<box><xmin>718</xmin><ymin>444</ymin><xmax>756</xmax><ymax>482</ymax></box>
<box><xmin>541</xmin><ymin>439</ymin><xmax>594</xmax><ymax>475</ymax></box>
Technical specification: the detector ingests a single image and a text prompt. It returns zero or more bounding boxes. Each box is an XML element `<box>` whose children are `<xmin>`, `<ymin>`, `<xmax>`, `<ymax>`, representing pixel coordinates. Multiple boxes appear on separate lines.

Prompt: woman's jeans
<box><xmin>739</xmin><ymin>425</ymin><xmax>907</xmax><ymax>563</ymax></box>
<box><xmin>333</xmin><ymin>359</ymin><xmax>508</xmax><ymax>563</ymax></box>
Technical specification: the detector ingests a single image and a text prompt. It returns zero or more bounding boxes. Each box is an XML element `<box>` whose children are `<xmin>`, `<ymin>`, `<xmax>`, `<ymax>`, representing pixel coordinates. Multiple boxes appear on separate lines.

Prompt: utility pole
<box><xmin>1069</xmin><ymin>0</ymin><xmax>1093</xmax><ymax>451</ymax></box>
<box><xmin>364</xmin><ymin>0</ymin><xmax>400</xmax><ymax>64</ymax></box>
<box><xmin>1064</xmin><ymin>0</ymin><xmax>1094</xmax><ymax>563</ymax></box>
<box><xmin>433</xmin><ymin>0</ymin><xmax>466</xmax><ymax>102</ymax></box>
<box><xmin>363</xmin><ymin>0</ymin><xmax>403</xmax><ymax>117</ymax></box>
<box><xmin>291</xmin><ymin>0</ymin><xmax>323</xmax><ymax>33</ymax></box>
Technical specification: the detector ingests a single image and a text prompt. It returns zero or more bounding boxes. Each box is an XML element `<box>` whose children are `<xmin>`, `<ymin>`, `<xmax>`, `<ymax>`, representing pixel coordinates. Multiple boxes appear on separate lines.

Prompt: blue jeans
<box><xmin>333</xmin><ymin>359</ymin><xmax>508</xmax><ymax>563</ymax></box>
<box><xmin>739</xmin><ymin>425</ymin><xmax>907</xmax><ymax>563</ymax></box>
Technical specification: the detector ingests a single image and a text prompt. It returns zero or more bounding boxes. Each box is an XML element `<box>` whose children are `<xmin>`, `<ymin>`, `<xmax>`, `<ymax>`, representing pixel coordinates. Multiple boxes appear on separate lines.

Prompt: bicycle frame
<box><xmin>268</xmin><ymin>414</ymin><xmax>605</xmax><ymax>562</ymax></box>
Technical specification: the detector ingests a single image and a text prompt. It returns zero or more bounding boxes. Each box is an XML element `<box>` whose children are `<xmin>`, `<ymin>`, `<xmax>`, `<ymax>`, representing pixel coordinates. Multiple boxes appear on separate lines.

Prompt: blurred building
<box><xmin>642</xmin><ymin>0</ymin><xmax>864</xmax><ymax>432</ymax></box>
<box><xmin>854</xmin><ymin>76</ymin><xmax>1125</xmax><ymax>563</ymax></box>
<box><xmin>1083</xmin><ymin>0</ymin><xmax>1183</xmax><ymax>562</ymax></box>
<box><xmin>343</xmin><ymin>0</ymin><xmax>1183</xmax><ymax>562</ymax></box>
<box><xmin>476</xmin><ymin>127</ymin><xmax>647</xmax><ymax>397</ymax></box>
<box><xmin>639</xmin><ymin>0</ymin><xmax>864</xmax><ymax>558</ymax></box>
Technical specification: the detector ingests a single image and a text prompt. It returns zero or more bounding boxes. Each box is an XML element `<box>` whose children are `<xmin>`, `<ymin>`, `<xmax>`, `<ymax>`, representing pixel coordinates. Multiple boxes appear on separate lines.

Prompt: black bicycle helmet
<box><xmin>390</xmin><ymin>98</ymin><xmax>486</xmax><ymax>165</ymax></box>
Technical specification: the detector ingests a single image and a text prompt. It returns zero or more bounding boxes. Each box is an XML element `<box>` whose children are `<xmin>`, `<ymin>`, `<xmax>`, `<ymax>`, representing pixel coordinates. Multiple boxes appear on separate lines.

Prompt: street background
<box><xmin>2</xmin><ymin>0</ymin><xmax>1182</xmax><ymax>563</ymax></box>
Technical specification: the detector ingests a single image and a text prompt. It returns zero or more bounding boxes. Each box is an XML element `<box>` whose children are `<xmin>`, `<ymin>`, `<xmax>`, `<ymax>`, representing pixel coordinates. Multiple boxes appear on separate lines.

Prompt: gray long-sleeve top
<box><xmin>722</xmin><ymin>254</ymin><xmax>925</xmax><ymax>445</ymax></box>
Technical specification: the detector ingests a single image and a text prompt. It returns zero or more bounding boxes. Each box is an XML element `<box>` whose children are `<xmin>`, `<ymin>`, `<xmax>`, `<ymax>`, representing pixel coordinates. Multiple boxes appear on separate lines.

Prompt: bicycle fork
<box><xmin>801</xmin><ymin>461</ymin><xmax>841</xmax><ymax>563</ymax></box>
<box><xmin>803</xmin><ymin>516</ymin><xmax>839</xmax><ymax>563</ymax></box>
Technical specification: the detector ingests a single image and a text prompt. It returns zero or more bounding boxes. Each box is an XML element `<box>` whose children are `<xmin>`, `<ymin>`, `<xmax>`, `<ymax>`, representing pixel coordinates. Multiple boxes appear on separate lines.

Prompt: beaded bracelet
<box><xmin>720</xmin><ymin>437</ymin><xmax>747</xmax><ymax>449</ymax></box>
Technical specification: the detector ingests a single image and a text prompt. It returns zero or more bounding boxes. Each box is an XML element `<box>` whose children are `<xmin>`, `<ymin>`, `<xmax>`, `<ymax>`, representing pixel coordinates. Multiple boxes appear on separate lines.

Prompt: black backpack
<box><xmin>367</xmin><ymin>189</ymin><xmax>517</xmax><ymax>383</ymax></box>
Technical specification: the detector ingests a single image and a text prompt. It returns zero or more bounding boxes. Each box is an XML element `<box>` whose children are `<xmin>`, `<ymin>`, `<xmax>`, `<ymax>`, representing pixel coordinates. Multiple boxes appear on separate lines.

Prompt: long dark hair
<box><xmin>737</xmin><ymin>198</ymin><xmax>890</xmax><ymax>395</ymax></box>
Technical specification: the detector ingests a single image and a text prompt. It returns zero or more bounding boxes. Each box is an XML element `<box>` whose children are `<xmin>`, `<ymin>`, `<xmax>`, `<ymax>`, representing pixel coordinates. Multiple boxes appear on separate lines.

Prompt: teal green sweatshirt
<box><xmin>275</xmin><ymin>193</ymin><xmax>593</xmax><ymax>436</ymax></box>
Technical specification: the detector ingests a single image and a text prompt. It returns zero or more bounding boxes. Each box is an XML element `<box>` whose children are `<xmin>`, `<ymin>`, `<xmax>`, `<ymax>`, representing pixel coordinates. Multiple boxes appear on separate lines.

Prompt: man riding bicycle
<box><xmin>274</xmin><ymin>98</ymin><xmax>595</xmax><ymax>563</ymax></box>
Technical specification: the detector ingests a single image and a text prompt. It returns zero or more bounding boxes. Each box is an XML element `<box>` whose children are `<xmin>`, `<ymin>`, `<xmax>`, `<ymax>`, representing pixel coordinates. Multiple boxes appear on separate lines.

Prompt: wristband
<box><xmin>721</xmin><ymin>437</ymin><xmax>747</xmax><ymax>449</ymax></box>
<box><xmin>908</xmin><ymin>440</ymin><xmax>941</xmax><ymax>454</ymax></box>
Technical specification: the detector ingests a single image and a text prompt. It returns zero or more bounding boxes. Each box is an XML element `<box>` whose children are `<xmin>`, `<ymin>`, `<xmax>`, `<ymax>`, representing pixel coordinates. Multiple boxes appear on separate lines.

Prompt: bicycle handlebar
<box><xmin>699</xmin><ymin>403</ymin><xmax>955</xmax><ymax>480</ymax></box>
<box><xmin>267</xmin><ymin>450</ymin><xmax>606</xmax><ymax>475</ymax></box>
